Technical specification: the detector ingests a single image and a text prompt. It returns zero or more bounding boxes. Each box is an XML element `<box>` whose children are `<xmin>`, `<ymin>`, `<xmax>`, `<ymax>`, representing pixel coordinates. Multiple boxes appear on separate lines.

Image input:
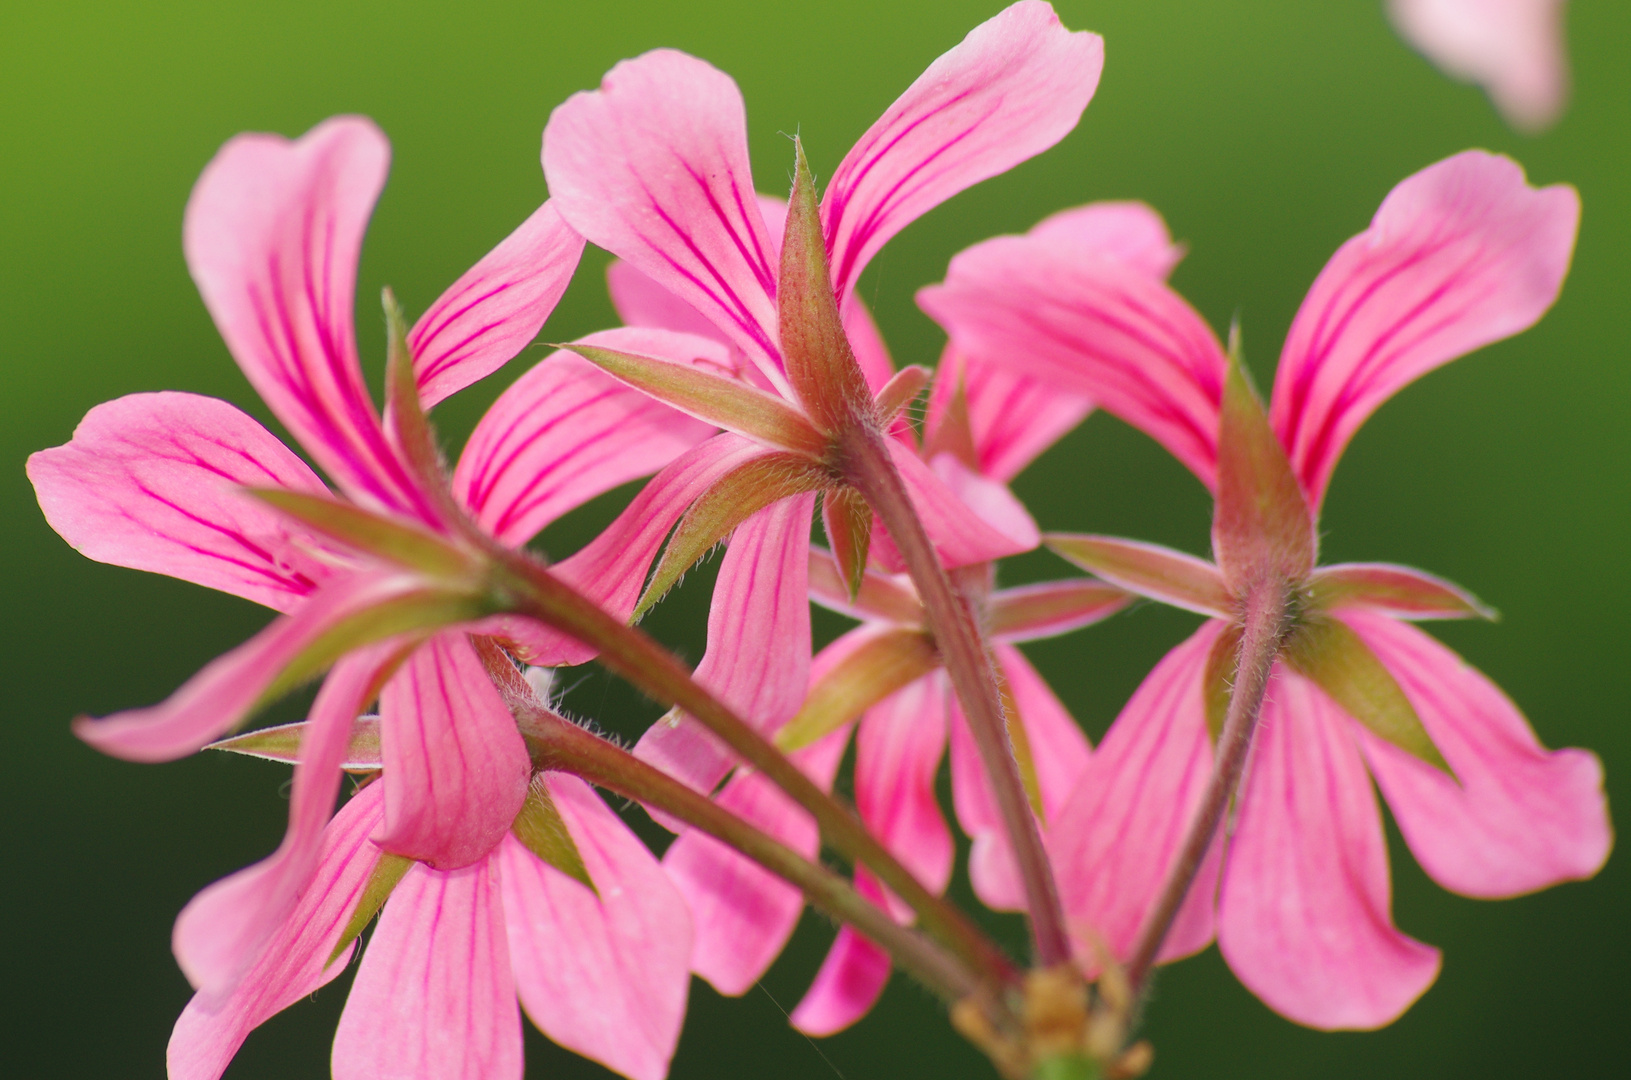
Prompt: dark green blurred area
<box><xmin>2</xmin><ymin>0</ymin><xmax>1626</xmax><ymax>1075</ymax></box>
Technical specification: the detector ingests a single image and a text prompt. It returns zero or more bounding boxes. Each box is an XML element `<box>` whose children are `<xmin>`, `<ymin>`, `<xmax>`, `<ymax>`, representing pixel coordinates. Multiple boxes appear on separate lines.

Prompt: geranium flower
<box><xmin>920</xmin><ymin>151</ymin><xmax>1611</xmax><ymax>1028</ymax></box>
<box><xmin>1387</xmin><ymin>0</ymin><xmax>1570</xmax><ymax>132</ymax></box>
<box><xmin>28</xmin><ymin>116</ymin><xmax>719</xmax><ymax>1003</ymax></box>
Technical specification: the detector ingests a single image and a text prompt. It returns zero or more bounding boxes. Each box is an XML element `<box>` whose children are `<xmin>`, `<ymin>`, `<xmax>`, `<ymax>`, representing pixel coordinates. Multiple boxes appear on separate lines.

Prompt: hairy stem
<box><xmin>1124</xmin><ymin>577</ymin><xmax>1293</xmax><ymax>993</ymax></box>
<box><xmin>489</xmin><ymin>550</ymin><xmax>1015</xmax><ymax>989</ymax></box>
<box><xmin>838</xmin><ymin>424</ymin><xmax>1072</xmax><ymax>968</ymax></box>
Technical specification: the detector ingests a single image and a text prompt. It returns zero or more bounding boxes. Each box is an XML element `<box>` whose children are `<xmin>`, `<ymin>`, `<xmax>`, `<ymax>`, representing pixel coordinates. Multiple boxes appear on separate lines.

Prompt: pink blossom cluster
<box><xmin>27</xmin><ymin>3</ymin><xmax>1608</xmax><ymax>1078</ymax></box>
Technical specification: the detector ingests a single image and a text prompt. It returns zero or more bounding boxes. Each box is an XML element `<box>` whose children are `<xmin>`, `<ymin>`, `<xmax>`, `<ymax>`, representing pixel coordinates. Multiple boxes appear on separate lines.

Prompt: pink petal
<box><xmin>332</xmin><ymin>857</ymin><xmax>522</xmax><ymax>1080</ymax></box>
<box><xmin>501</xmin><ymin>775</ymin><xmax>693</xmax><ymax>1080</ymax></box>
<box><xmin>1046</xmin><ymin>625</ymin><xmax>1223</xmax><ymax>964</ymax></box>
<box><xmin>951</xmin><ymin>648</ymin><xmax>1092</xmax><ymax>911</ymax></box>
<box><xmin>1218</xmin><ymin>668</ymin><xmax>1441</xmax><ymax>1030</ymax></box>
<box><xmin>789</xmin><ymin>870</ymin><xmax>894</xmax><ymax>1037</ymax></box>
<box><xmin>409</xmin><ymin>201</ymin><xmax>585</xmax><ymax>409</ymax></box>
<box><xmin>633</xmin><ymin>492</ymin><xmax>816</xmax><ymax>796</ymax></box>
<box><xmin>1027</xmin><ymin>201</ymin><xmax>1187</xmax><ymax>280</ymax></box>
<box><xmin>1341</xmin><ymin>610</ymin><xmax>1610</xmax><ymax>897</ymax></box>
<box><xmin>659</xmin><ymin>730</ymin><xmax>849</xmax><ymax>996</ymax></box>
<box><xmin>606</xmin><ymin>259</ymin><xmax>733</xmax><ymax>346</ymax></box>
<box><xmin>856</xmin><ymin>673</ymin><xmax>954</xmax><ymax>918</ymax></box>
<box><xmin>923</xmin><ymin>347</ymin><xmax>1093</xmax><ymax>483</ymax></box>
<box><xmin>920</xmin><ymin>230</ymin><xmax>1228</xmax><ymax>489</ymax></box>
<box><xmin>822</xmin><ymin>1</ymin><xmax>1103</xmax><ymax>301</ymax></box>
<box><xmin>74</xmin><ymin>570</ymin><xmax>419</xmax><ymax>762</ymax></box>
<box><xmin>168</xmin><ymin>783</ymin><xmax>386</xmax><ymax>1080</ymax></box>
<box><xmin>543</xmin><ymin>51</ymin><xmax>786</xmax><ymax>389</ymax></box>
<box><xmin>376</xmin><ymin>631</ymin><xmax>531</xmax><ymax>870</ymax></box>
<box><xmin>27</xmin><ymin>391</ymin><xmax>334</xmax><ymax>612</ymax></box>
<box><xmin>806</xmin><ymin>549</ymin><xmax>923</xmax><ymax>626</ymax></box>
<box><xmin>183</xmin><ymin>116</ymin><xmax>438</xmax><ymax>524</ymax></box>
<box><xmin>1270</xmin><ymin>150</ymin><xmax>1579</xmax><ymax>508</ymax></box>
<box><xmin>1387</xmin><ymin>0</ymin><xmax>1569</xmax><ymax>132</ymax></box>
<box><xmin>453</xmin><ymin>328</ymin><xmax>722</xmax><ymax>547</ymax></box>
<box><xmin>172</xmin><ymin>644</ymin><xmax>395</xmax><ymax>1001</ymax></box>
<box><xmin>884</xmin><ymin>441</ymin><xmax>1038</xmax><ymax>569</ymax></box>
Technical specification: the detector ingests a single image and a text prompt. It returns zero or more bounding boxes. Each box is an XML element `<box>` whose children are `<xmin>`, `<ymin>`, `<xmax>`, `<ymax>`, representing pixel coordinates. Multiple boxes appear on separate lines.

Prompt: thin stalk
<box><xmin>1123</xmin><ymin>577</ymin><xmax>1293</xmax><ymax>993</ymax></box>
<box><xmin>838</xmin><ymin>424</ymin><xmax>1072</xmax><ymax>968</ymax></box>
<box><xmin>489</xmin><ymin>549</ymin><xmax>1016</xmax><ymax>990</ymax></box>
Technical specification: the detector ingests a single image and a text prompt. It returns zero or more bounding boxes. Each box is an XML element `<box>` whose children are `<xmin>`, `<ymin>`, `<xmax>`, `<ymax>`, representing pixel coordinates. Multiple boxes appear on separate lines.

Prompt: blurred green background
<box><xmin>2</xmin><ymin>1</ymin><xmax>1625</xmax><ymax>1076</ymax></box>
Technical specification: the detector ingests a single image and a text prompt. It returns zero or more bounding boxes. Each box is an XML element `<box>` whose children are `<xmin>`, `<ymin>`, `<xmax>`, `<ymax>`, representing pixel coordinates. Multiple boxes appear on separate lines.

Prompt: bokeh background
<box><xmin>3</xmin><ymin>1</ymin><xmax>1626</xmax><ymax>1076</ymax></box>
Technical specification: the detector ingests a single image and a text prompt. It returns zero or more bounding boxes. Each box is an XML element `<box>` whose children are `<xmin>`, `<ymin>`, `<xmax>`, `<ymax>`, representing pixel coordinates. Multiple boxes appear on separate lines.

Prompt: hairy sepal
<box><xmin>1212</xmin><ymin>356</ymin><xmax>1315</xmax><ymax>588</ymax></box>
<box><xmin>996</xmin><ymin>676</ymin><xmax>1044</xmax><ymax>819</ymax></box>
<box><xmin>775</xmin><ymin>629</ymin><xmax>938</xmax><ymax>751</ymax></box>
<box><xmin>637</xmin><ymin>454</ymin><xmax>832</xmax><ymax>618</ymax></box>
<box><xmin>1283</xmin><ymin>615</ymin><xmax>1453</xmax><ymax>776</ymax></box>
<box><xmin>822</xmin><ymin>487</ymin><xmax>873</xmax><ymax>601</ymax></box>
<box><xmin>874</xmin><ymin>365</ymin><xmax>931</xmax><ymax>424</ymax></box>
<box><xmin>1046</xmin><ymin>533</ymin><xmax>1232</xmax><ymax>618</ymax></box>
<box><xmin>567</xmin><ymin>343</ymin><xmax>825</xmax><ymax>456</ymax></box>
<box><xmin>1308</xmin><ymin>563</ymin><xmax>1496</xmax><ymax>621</ymax></box>
<box><xmin>248</xmin><ymin>488</ymin><xmax>478</xmax><ymax>581</ymax></box>
<box><xmin>779</xmin><ymin>139</ymin><xmax>874</xmax><ymax>434</ymax></box>
<box><xmin>511</xmin><ymin>772</ymin><xmax>596</xmax><ymax>894</ymax></box>
<box><xmin>1202</xmin><ymin>622</ymin><xmax>1243</xmax><ymax>743</ymax></box>
<box><xmin>985</xmin><ymin>579</ymin><xmax>1131</xmax><ymax>642</ymax></box>
<box><xmin>207</xmin><ymin>716</ymin><xmax>383</xmax><ymax>770</ymax></box>
<box><xmin>327</xmin><ymin>850</ymin><xmax>413</xmax><ymax>967</ymax></box>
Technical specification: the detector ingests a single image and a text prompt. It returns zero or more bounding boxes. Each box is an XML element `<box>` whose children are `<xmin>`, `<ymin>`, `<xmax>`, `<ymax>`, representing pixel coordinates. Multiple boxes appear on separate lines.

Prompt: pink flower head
<box><xmin>921</xmin><ymin>151</ymin><xmax>1611</xmax><ymax>1028</ymax></box>
<box><xmin>28</xmin><ymin>116</ymin><xmax>719</xmax><ymax>1003</ymax></box>
<box><xmin>167</xmin><ymin>773</ymin><xmax>694</xmax><ymax>1080</ymax></box>
<box><xmin>540</xmin><ymin>1</ymin><xmax>1102</xmax><ymax>802</ymax></box>
<box><xmin>1388</xmin><ymin>0</ymin><xmax>1570</xmax><ymax>132</ymax></box>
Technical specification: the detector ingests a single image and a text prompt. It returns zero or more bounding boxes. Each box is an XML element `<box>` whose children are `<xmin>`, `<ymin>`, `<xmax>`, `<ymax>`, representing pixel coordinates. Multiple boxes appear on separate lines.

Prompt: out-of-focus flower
<box><xmin>1387</xmin><ymin>0</ymin><xmax>1570</xmax><ymax>131</ymax></box>
<box><xmin>922</xmin><ymin>150</ymin><xmax>1610</xmax><ymax>1028</ymax></box>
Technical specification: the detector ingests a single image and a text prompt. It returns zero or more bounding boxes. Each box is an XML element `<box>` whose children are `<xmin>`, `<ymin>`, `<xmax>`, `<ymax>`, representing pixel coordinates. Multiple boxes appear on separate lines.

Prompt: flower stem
<box><xmin>1123</xmin><ymin>577</ymin><xmax>1293</xmax><ymax>993</ymax></box>
<box><xmin>489</xmin><ymin>549</ymin><xmax>1016</xmax><ymax>990</ymax></box>
<box><xmin>838</xmin><ymin>425</ymin><xmax>1072</xmax><ymax>968</ymax></box>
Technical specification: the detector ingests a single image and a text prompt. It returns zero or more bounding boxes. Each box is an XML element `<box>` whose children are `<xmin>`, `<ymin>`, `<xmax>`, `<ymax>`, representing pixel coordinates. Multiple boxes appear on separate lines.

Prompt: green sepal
<box><xmin>1307</xmin><ymin>562</ymin><xmax>1497</xmax><ymax>621</ymax></box>
<box><xmin>566</xmin><ymin>343</ymin><xmax>826</xmax><ymax>457</ymax></box>
<box><xmin>997</xmin><ymin>675</ymin><xmax>1045</xmax><ymax>820</ymax></box>
<box><xmin>985</xmin><ymin>580</ymin><xmax>1131</xmax><ymax>643</ymax></box>
<box><xmin>636</xmin><ymin>454</ymin><xmax>832</xmax><ymax>619</ymax></box>
<box><xmin>247</xmin><ymin>488</ymin><xmax>478</xmax><ymax>581</ymax></box>
<box><xmin>777</xmin><ymin>138</ymin><xmax>874</xmax><ymax>435</ymax></box>
<box><xmin>1283</xmin><ymin>615</ymin><xmax>1454</xmax><ymax>776</ymax></box>
<box><xmin>327</xmin><ymin>851</ymin><xmax>413</xmax><ymax>967</ymax></box>
<box><xmin>874</xmin><ymin>365</ymin><xmax>931</xmax><ymax>425</ymax></box>
<box><xmin>776</xmin><ymin>628</ymin><xmax>938</xmax><ymax>751</ymax></box>
<box><xmin>821</xmin><ymin>486</ymin><xmax>873</xmax><ymax>601</ymax></box>
<box><xmin>1202</xmin><ymin>623</ymin><xmax>1243</xmax><ymax>744</ymax></box>
<box><xmin>382</xmin><ymin>288</ymin><xmax>450</xmax><ymax>486</ymax></box>
<box><xmin>1212</xmin><ymin>352</ymin><xmax>1315</xmax><ymax>588</ymax></box>
<box><xmin>206</xmin><ymin>716</ymin><xmax>382</xmax><ymax>770</ymax></box>
<box><xmin>1031</xmin><ymin>1054</ymin><xmax>1102</xmax><ymax>1080</ymax></box>
<box><xmin>1046</xmin><ymin>533</ymin><xmax>1233</xmax><ymax>618</ymax></box>
<box><xmin>511</xmin><ymin>773</ymin><xmax>596</xmax><ymax>895</ymax></box>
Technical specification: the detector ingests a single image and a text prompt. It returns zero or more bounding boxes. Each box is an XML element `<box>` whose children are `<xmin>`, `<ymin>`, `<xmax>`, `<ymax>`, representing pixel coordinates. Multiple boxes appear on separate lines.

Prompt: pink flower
<box><xmin>28</xmin><ymin>116</ymin><xmax>718</xmax><ymax>1003</ymax></box>
<box><xmin>540</xmin><ymin>0</ymin><xmax>1102</xmax><ymax>807</ymax></box>
<box><xmin>1387</xmin><ymin>0</ymin><xmax>1570</xmax><ymax>131</ymax></box>
<box><xmin>921</xmin><ymin>151</ymin><xmax>1611</xmax><ymax>1028</ymax></box>
<box><xmin>167</xmin><ymin>773</ymin><xmax>694</xmax><ymax>1080</ymax></box>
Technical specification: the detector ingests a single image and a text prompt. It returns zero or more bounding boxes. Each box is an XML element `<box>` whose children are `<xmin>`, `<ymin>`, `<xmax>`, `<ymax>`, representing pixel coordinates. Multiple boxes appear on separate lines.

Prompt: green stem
<box><xmin>488</xmin><ymin>549</ymin><xmax>1016</xmax><ymax>990</ymax></box>
<box><xmin>838</xmin><ymin>424</ymin><xmax>1072</xmax><ymax>968</ymax></box>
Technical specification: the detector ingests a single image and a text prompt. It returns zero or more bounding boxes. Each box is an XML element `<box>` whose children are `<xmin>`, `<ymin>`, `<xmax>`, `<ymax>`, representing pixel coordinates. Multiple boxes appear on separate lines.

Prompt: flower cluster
<box><xmin>27</xmin><ymin>3</ymin><xmax>1609</xmax><ymax>1078</ymax></box>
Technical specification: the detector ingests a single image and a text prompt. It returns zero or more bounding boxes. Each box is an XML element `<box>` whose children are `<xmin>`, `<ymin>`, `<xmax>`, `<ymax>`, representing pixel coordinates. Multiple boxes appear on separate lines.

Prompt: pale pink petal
<box><xmin>1271</xmin><ymin>151</ymin><xmax>1579</xmax><ymax>507</ymax></box>
<box><xmin>806</xmin><ymin>549</ymin><xmax>923</xmax><ymax>626</ymax></box>
<box><xmin>501</xmin><ymin>776</ymin><xmax>693</xmax><ymax>1080</ymax></box>
<box><xmin>789</xmin><ymin>870</ymin><xmax>894</xmax><ymax>1037</ymax></box>
<box><xmin>27</xmin><ymin>391</ymin><xmax>333</xmax><ymax>612</ymax></box>
<box><xmin>1387</xmin><ymin>0</ymin><xmax>1569</xmax><ymax>132</ymax></box>
<box><xmin>1342</xmin><ymin>610</ymin><xmax>1610</xmax><ymax>897</ymax></box>
<box><xmin>878</xmin><ymin>442</ymin><xmax>1038</xmax><ymax>570</ymax></box>
<box><xmin>950</xmin><ymin>648</ymin><xmax>1091</xmax><ymax>911</ymax></box>
<box><xmin>1219</xmin><ymin>668</ymin><xmax>1441</xmax><ymax>1030</ymax></box>
<box><xmin>74</xmin><ymin>571</ymin><xmax>419</xmax><ymax>762</ymax></box>
<box><xmin>543</xmin><ymin>51</ymin><xmax>786</xmax><ymax>388</ymax></box>
<box><xmin>856</xmin><ymin>674</ymin><xmax>954</xmax><ymax>918</ymax></box>
<box><xmin>660</xmin><ymin>730</ymin><xmax>849</xmax><ymax>997</ymax></box>
<box><xmin>822</xmin><ymin>1</ymin><xmax>1103</xmax><ymax>301</ymax></box>
<box><xmin>1027</xmin><ymin>201</ymin><xmax>1186</xmax><ymax>279</ymax></box>
<box><xmin>168</xmin><ymin>783</ymin><xmax>386</xmax><ymax>1080</ymax></box>
<box><xmin>453</xmin><ymin>329</ymin><xmax>722</xmax><ymax>547</ymax></box>
<box><xmin>923</xmin><ymin>347</ymin><xmax>1093</xmax><ymax>483</ymax></box>
<box><xmin>172</xmin><ymin>644</ymin><xmax>395</xmax><ymax>1000</ymax></box>
<box><xmin>633</xmin><ymin>493</ymin><xmax>816</xmax><ymax>796</ymax></box>
<box><xmin>376</xmin><ymin>631</ymin><xmax>531</xmax><ymax>869</ymax></box>
<box><xmin>606</xmin><ymin>259</ymin><xmax>734</xmax><ymax>346</ymax></box>
<box><xmin>920</xmin><ymin>232</ymin><xmax>1228</xmax><ymax>488</ymax></box>
<box><xmin>332</xmin><ymin>858</ymin><xmax>521</xmax><ymax>1080</ymax></box>
<box><xmin>183</xmin><ymin>116</ymin><xmax>438</xmax><ymax>523</ymax></box>
<box><xmin>408</xmin><ymin>201</ymin><xmax>585</xmax><ymax>409</ymax></box>
<box><xmin>1046</xmin><ymin>625</ymin><xmax>1223</xmax><ymax>963</ymax></box>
